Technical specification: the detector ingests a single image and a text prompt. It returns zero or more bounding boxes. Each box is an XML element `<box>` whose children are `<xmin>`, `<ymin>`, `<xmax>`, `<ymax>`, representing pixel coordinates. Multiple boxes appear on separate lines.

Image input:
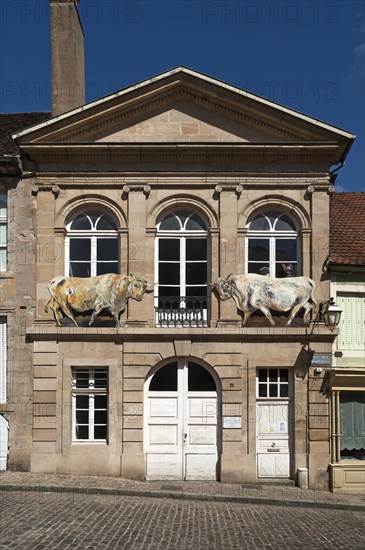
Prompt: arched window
<box><xmin>65</xmin><ymin>210</ymin><xmax>119</xmax><ymax>277</ymax></box>
<box><xmin>246</xmin><ymin>210</ymin><xmax>298</xmax><ymax>278</ymax></box>
<box><xmin>155</xmin><ymin>210</ymin><xmax>209</xmax><ymax>327</ymax></box>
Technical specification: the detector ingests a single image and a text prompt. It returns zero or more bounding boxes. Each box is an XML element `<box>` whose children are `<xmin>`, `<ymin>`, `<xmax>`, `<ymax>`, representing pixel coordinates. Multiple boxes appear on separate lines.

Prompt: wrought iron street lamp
<box><xmin>321</xmin><ymin>298</ymin><xmax>343</xmax><ymax>331</ymax></box>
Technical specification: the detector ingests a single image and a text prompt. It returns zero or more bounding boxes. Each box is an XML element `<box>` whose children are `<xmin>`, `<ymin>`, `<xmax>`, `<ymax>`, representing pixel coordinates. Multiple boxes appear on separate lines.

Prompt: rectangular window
<box><xmin>0</xmin><ymin>193</ymin><xmax>7</xmax><ymax>271</ymax></box>
<box><xmin>340</xmin><ymin>392</ymin><xmax>365</xmax><ymax>460</ymax></box>
<box><xmin>0</xmin><ymin>318</ymin><xmax>6</xmax><ymax>403</ymax></box>
<box><xmin>257</xmin><ymin>369</ymin><xmax>289</xmax><ymax>398</ymax></box>
<box><xmin>72</xmin><ymin>368</ymin><xmax>108</xmax><ymax>443</ymax></box>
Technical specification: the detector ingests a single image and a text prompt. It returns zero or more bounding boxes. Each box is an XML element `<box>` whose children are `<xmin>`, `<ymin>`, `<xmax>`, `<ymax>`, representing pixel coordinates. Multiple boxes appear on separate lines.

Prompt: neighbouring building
<box><xmin>327</xmin><ymin>192</ymin><xmax>365</xmax><ymax>493</ymax></box>
<box><xmin>0</xmin><ymin>0</ymin><xmax>358</xmax><ymax>489</ymax></box>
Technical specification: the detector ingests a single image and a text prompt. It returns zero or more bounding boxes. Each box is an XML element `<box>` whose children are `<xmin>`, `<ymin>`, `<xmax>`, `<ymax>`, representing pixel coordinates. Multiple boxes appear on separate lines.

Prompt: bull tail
<box><xmin>44</xmin><ymin>295</ymin><xmax>51</xmax><ymax>313</ymax></box>
<box><xmin>44</xmin><ymin>280</ymin><xmax>58</xmax><ymax>312</ymax></box>
<box><xmin>309</xmin><ymin>279</ymin><xmax>317</xmax><ymax>314</ymax></box>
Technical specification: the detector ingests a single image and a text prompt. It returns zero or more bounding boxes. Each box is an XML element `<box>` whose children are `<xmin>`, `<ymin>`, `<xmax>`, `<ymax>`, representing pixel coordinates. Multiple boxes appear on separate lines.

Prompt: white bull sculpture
<box><xmin>213</xmin><ymin>273</ymin><xmax>317</xmax><ymax>326</ymax></box>
<box><xmin>45</xmin><ymin>273</ymin><xmax>153</xmax><ymax>327</ymax></box>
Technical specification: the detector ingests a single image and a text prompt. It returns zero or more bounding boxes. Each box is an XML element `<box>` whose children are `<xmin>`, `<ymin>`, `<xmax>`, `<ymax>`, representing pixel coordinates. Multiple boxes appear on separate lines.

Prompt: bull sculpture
<box><xmin>45</xmin><ymin>273</ymin><xmax>153</xmax><ymax>327</ymax></box>
<box><xmin>213</xmin><ymin>273</ymin><xmax>317</xmax><ymax>326</ymax></box>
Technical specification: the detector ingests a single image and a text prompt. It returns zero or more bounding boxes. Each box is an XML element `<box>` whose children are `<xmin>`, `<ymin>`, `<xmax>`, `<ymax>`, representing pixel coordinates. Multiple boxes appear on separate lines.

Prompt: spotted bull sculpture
<box><xmin>213</xmin><ymin>273</ymin><xmax>317</xmax><ymax>326</ymax></box>
<box><xmin>45</xmin><ymin>273</ymin><xmax>153</xmax><ymax>327</ymax></box>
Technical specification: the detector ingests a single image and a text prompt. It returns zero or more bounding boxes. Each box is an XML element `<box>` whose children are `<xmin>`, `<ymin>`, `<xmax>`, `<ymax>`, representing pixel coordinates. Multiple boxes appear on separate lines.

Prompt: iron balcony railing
<box><xmin>155</xmin><ymin>296</ymin><xmax>210</xmax><ymax>327</ymax></box>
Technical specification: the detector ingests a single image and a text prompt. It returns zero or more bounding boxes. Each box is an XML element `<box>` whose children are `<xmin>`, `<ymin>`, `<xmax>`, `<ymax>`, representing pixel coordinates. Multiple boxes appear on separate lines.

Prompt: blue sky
<box><xmin>1</xmin><ymin>0</ymin><xmax>364</xmax><ymax>191</ymax></box>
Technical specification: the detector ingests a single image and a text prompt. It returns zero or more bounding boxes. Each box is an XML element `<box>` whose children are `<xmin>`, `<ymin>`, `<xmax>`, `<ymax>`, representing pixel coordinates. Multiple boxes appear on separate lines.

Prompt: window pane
<box><xmin>70</xmin><ymin>239</ymin><xmax>91</xmax><ymax>261</ymax></box>
<box><xmin>76</xmin><ymin>410</ymin><xmax>89</xmax><ymax>423</ymax></box>
<box><xmin>269</xmin><ymin>385</ymin><xmax>278</xmax><ymax>397</ymax></box>
<box><xmin>275</xmin><ymin>215</ymin><xmax>296</xmax><ymax>231</ymax></box>
<box><xmin>280</xmin><ymin>370</ymin><xmax>289</xmax><ymax>382</ymax></box>
<box><xmin>258</xmin><ymin>385</ymin><xmax>267</xmax><ymax>397</ymax></box>
<box><xmin>248</xmin><ymin>262</ymin><xmax>270</xmax><ymax>275</ymax></box>
<box><xmin>175</xmin><ymin>210</ymin><xmax>189</xmax><ymax>227</ymax></box>
<box><xmin>94</xmin><ymin>425</ymin><xmax>107</xmax><ymax>439</ymax></box>
<box><xmin>158</xmin><ymin>286</ymin><xmax>180</xmax><ymax>298</ymax></box>
<box><xmin>74</xmin><ymin>371</ymin><xmax>89</xmax><ymax>388</ymax></box>
<box><xmin>0</xmin><ymin>224</ymin><xmax>6</xmax><ymax>244</ymax></box>
<box><xmin>186</xmin><ymin>263</ymin><xmax>206</xmax><ymax>285</ymax></box>
<box><xmin>150</xmin><ymin>362</ymin><xmax>178</xmax><ymax>391</ymax></box>
<box><xmin>276</xmin><ymin>239</ymin><xmax>297</xmax><ymax>261</ymax></box>
<box><xmin>280</xmin><ymin>385</ymin><xmax>289</xmax><ymax>398</ymax></box>
<box><xmin>97</xmin><ymin>214</ymin><xmax>117</xmax><ymax>230</ymax></box>
<box><xmin>186</xmin><ymin>239</ymin><xmax>207</xmax><ymax>260</ymax></box>
<box><xmin>0</xmin><ymin>194</ymin><xmax>7</xmax><ymax>218</ymax></box>
<box><xmin>159</xmin><ymin>263</ymin><xmax>180</xmax><ymax>285</ymax></box>
<box><xmin>159</xmin><ymin>213</ymin><xmax>180</xmax><ymax>230</ymax></box>
<box><xmin>95</xmin><ymin>371</ymin><xmax>108</xmax><ymax>388</ymax></box>
<box><xmin>97</xmin><ymin>262</ymin><xmax>119</xmax><ymax>275</ymax></box>
<box><xmin>94</xmin><ymin>410</ymin><xmax>107</xmax><ymax>424</ymax></box>
<box><xmin>266</xmin><ymin>211</ymin><xmax>282</xmax><ymax>226</ymax></box>
<box><xmin>0</xmin><ymin>248</ymin><xmax>6</xmax><ymax>271</ymax></box>
<box><xmin>76</xmin><ymin>395</ymin><xmax>89</xmax><ymax>408</ymax></box>
<box><xmin>249</xmin><ymin>214</ymin><xmax>270</xmax><ymax>231</ymax></box>
<box><xmin>258</xmin><ymin>370</ymin><xmax>267</xmax><ymax>382</ymax></box>
<box><xmin>188</xmin><ymin>362</ymin><xmax>215</xmax><ymax>391</ymax></box>
<box><xmin>76</xmin><ymin>425</ymin><xmax>89</xmax><ymax>439</ymax></box>
<box><xmin>275</xmin><ymin>262</ymin><xmax>297</xmax><ymax>278</ymax></box>
<box><xmin>269</xmin><ymin>369</ymin><xmax>277</xmax><ymax>382</ymax></box>
<box><xmin>248</xmin><ymin>239</ymin><xmax>270</xmax><ymax>261</ymax></box>
<box><xmin>70</xmin><ymin>262</ymin><xmax>91</xmax><ymax>277</ymax></box>
<box><xmin>94</xmin><ymin>395</ymin><xmax>107</xmax><ymax>409</ymax></box>
<box><xmin>186</xmin><ymin>214</ymin><xmax>207</xmax><ymax>231</ymax></box>
<box><xmin>186</xmin><ymin>287</ymin><xmax>208</xmax><ymax>299</ymax></box>
<box><xmin>70</xmin><ymin>214</ymin><xmax>91</xmax><ymax>230</ymax></box>
<box><xmin>159</xmin><ymin>239</ymin><xmax>180</xmax><ymax>261</ymax></box>
<box><xmin>97</xmin><ymin>238</ymin><xmax>118</xmax><ymax>261</ymax></box>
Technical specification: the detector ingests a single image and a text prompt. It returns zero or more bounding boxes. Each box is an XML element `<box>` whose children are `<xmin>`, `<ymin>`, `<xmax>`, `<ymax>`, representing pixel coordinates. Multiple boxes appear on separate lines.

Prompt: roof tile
<box><xmin>330</xmin><ymin>192</ymin><xmax>365</xmax><ymax>266</ymax></box>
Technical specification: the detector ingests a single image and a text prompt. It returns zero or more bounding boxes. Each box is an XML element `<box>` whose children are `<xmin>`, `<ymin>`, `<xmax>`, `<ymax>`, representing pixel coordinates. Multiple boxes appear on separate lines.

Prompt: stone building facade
<box><xmin>0</xmin><ymin>0</ymin><xmax>356</xmax><ymax>490</ymax></box>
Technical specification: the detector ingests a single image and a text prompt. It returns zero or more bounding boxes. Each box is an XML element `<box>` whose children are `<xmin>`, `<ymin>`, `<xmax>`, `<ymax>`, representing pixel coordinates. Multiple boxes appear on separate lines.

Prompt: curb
<box><xmin>1</xmin><ymin>483</ymin><xmax>365</xmax><ymax>511</ymax></box>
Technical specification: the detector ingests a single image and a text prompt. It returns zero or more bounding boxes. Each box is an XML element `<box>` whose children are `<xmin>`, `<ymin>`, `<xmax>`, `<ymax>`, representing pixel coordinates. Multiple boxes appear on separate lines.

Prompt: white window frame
<box><xmin>71</xmin><ymin>367</ymin><xmax>108</xmax><ymax>444</ymax></box>
<box><xmin>257</xmin><ymin>368</ymin><xmax>290</xmax><ymax>399</ymax></box>
<box><xmin>65</xmin><ymin>211</ymin><xmax>119</xmax><ymax>277</ymax></box>
<box><xmin>246</xmin><ymin>211</ymin><xmax>299</xmax><ymax>278</ymax></box>
<box><xmin>154</xmin><ymin>210</ymin><xmax>209</xmax><ymax>327</ymax></box>
<box><xmin>0</xmin><ymin>193</ymin><xmax>7</xmax><ymax>272</ymax></box>
<box><xmin>0</xmin><ymin>318</ymin><xmax>6</xmax><ymax>403</ymax></box>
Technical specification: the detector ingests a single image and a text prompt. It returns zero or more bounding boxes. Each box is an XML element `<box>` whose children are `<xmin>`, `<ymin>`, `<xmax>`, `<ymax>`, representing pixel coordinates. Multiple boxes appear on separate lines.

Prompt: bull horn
<box><xmin>207</xmin><ymin>282</ymin><xmax>213</xmax><ymax>291</ymax></box>
<box><xmin>146</xmin><ymin>284</ymin><xmax>154</xmax><ymax>292</ymax></box>
<box><xmin>226</xmin><ymin>273</ymin><xmax>233</xmax><ymax>281</ymax></box>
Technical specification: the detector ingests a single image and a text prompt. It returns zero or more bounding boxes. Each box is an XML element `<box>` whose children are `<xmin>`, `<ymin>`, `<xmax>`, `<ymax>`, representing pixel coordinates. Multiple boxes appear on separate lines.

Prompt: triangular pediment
<box><xmin>13</xmin><ymin>67</ymin><xmax>354</xmax><ymax>153</ymax></box>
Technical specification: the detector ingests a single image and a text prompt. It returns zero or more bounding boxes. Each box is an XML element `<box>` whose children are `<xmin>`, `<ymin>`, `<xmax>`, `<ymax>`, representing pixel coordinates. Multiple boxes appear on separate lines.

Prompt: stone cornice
<box><xmin>21</xmin><ymin>143</ymin><xmax>341</xmax><ymax>166</ymax></box>
<box><xmin>26</xmin><ymin>324</ymin><xmax>337</xmax><ymax>343</ymax></box>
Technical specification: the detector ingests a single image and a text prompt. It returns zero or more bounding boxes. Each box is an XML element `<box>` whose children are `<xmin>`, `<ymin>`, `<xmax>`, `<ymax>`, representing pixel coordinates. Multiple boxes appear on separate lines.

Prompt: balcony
<box><xmin>155</xmin><ymin>296</ymin><xmax>210</xmax><ymax>328</ymax></box>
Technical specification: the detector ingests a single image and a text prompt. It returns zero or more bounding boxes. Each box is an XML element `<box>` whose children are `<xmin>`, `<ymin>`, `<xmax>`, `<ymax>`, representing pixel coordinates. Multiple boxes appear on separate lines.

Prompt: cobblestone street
<box><xmin>1</xmin><ymin>490</ymin><xmax>364</xmax><ymax>550</ymax></box>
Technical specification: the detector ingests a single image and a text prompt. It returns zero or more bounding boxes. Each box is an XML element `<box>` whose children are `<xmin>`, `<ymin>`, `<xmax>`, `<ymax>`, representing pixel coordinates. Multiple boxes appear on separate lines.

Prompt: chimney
<box><xmin>50</xmin><ymin>0</ymin><xmax>85</xmax><ymax>116</ymax></box>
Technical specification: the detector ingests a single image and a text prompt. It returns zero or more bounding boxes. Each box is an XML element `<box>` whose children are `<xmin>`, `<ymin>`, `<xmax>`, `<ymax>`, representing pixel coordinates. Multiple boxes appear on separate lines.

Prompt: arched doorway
<box><xmin>144</xmin><ymin>359</ymin><xmax>219</xmax><ymax>480</ymax></box>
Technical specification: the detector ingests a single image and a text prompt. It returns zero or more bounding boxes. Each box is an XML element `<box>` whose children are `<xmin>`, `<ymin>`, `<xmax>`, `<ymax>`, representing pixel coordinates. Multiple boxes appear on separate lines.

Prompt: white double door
<box><xmin>145</xmin><ymin>360</ymin><xmax>218</xmax><ymax>480</ymax></box>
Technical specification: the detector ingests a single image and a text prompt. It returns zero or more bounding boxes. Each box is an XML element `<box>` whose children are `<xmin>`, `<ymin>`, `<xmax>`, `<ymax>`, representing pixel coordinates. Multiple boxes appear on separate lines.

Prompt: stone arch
<box><xmin>55</xmin><ymin>195</ymin><xmax>127</xmax><ymax>230</ymax></box>
<box><xmin>238</xmin><ymin>195</ymin><xmax>311</xmax><ymax>231</ymax></box>
<box><xmin>147</xmin><ymin>195</ymin><xmax>219</xmax><ymax>230</ymax></box>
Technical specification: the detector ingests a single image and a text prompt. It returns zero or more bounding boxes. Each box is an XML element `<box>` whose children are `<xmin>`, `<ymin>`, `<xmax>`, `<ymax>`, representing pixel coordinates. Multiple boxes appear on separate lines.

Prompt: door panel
<box><xmin>257</xmin><ymin>401</ymin><xmax>290</xmax><ymax>478</ymax></box>
<box><xmin>145</xmin><ymin>361</ymin><xmax>218</xmax><ymax>480</ymax></box>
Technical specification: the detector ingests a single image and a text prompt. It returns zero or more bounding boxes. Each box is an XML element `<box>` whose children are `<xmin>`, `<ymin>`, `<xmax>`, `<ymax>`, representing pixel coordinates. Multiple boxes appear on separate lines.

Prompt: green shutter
<box><xmin>337</xmin><ymin>293</ymin><xmax>365</xmax><ymax>350</ymax></box>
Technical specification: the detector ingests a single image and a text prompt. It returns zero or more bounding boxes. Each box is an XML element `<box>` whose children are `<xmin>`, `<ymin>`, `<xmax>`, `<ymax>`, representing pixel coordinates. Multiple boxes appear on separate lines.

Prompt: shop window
<box><xmin>0</xmin><ymin>193</ymin><xmax>7</xmax><ymax>271</ymax></box>
<box><xmin>65</xmin><ymin>210</ymin><xmax>118</xmax><ymax>277</ymax></box>
<box><xmin>340</xmin><ymin>392</ymin><xmax>365</xmax><ymax>460</ymax></box>
<box><xmin>257</xmin><ymin>369</ymin><xmax>289</xmax><ymax>398</ymax></box>
<box><xmin>246</xmin><ymin>210</ymin><xmax>298</xmax><ymax>278</ymax></box>
<box><xmin>155</xmin><ymin>210</ymin><xmax>209</xmax><ymax>327</ymax></box>
<box><xmin>0</xmin><ymin>318</ymin><xmax>6</xmax><ymax>403</ymax></box>
<box><xmin>72</xmin><ymin>368</ymin><xmax>108</xmax><ymax>443</ymax></box>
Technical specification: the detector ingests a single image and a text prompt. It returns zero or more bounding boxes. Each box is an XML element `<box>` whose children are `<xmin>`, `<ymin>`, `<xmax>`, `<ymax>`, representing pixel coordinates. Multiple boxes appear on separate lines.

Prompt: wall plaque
<box><xmin>311</xmin><ymin>353</ymin><xmax>332</xmax><ymax>366</ymax></box>
<box><xmin>223</xmin><ymin>416</ymin><xmax>241</xmax><ymax>429</ymax></box>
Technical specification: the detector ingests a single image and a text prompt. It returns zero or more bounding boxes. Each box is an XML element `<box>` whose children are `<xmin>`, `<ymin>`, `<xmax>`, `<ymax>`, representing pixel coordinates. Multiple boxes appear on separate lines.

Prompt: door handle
<box><xmin>183</xmin><ymin>433</ymin><xmax>187</xmax><ymax>443</ymax></box>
